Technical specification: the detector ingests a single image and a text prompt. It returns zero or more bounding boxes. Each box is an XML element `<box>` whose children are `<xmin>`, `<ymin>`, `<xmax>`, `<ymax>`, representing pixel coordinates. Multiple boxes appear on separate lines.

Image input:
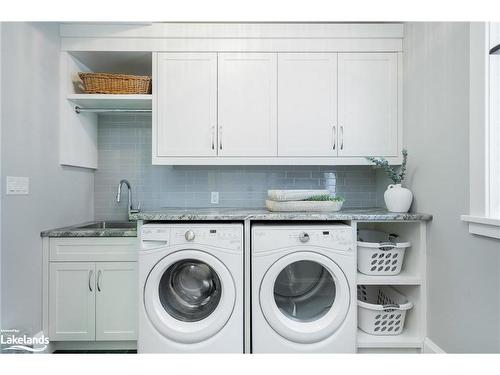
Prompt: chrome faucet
<box><xmin>116</xmin><ymin>179</ymin><xmax>140</xmax><ymax>216</ymax></box>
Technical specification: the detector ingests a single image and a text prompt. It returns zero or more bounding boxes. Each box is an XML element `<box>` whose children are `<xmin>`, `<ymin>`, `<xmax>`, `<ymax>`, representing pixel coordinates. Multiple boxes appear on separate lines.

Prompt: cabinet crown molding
<box><xmin>60</xmin><ymin>23</ymin><xmax>404</xmax><ymax>52</ymax></box>
<box><xmin>61</xmin><ymin>22</ymin><xmax>404</xmax><ymax>39</ymax></box>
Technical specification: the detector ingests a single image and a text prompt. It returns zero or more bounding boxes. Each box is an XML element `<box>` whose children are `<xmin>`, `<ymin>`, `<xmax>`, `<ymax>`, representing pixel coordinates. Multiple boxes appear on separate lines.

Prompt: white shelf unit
<box><xmin>357</xmin><ymin>270</ymin><xmax>422</xmax><ymax>285</ymax></box>
<box><xmin>60</xmin><ymin>51</ymin><xmax>153</xmax><ymax>169</ymax></box>
<box><xmin>353</xmin><ymin>221</ymin><xmax>427</xmax><ymax>353</ymax></box>
<box><xmin>357</xmin><ymin>328</ymin><xmax>422</xmax><ymax>349</ymax></box>
<box><xmin>67</xmin><ymin>94</ymin><xmax>152</xmax><ymax>110</ymax></box>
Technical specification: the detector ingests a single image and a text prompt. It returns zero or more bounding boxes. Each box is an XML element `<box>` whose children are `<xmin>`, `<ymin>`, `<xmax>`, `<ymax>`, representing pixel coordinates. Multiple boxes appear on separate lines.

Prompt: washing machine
<box><xmin>252</xmin><ymin>224</ymin><xmax>356</xmax><ymax>353</ymax></box>
<box><xmin>139</xmin><ymin>223</ymin><xmax>243</xmax><ymax>353</ymax></box>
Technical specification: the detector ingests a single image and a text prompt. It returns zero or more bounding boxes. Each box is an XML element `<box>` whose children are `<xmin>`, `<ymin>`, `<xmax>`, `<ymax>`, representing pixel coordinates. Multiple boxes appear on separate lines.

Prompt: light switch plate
<box><xmin>6</xmin><ymin>176</ymin><xmax>30</xmax><ymax>195</ymax></box>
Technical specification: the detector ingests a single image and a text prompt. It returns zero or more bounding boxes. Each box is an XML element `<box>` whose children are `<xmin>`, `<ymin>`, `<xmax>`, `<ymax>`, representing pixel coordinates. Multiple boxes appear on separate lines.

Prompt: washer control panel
<box><xmin>141</xmin><ymin>226</ymin><xmax>170</xmax><ymax>241</ymax></box>
<box><xmin>184</xmin><ymin>230</ymin><xmax>196</xmax><ymax>241</ymax></box>
<box><xmin>141</xmin><ymin>224</ymin><xmax>243</xmax><ymax>251</ymax></box>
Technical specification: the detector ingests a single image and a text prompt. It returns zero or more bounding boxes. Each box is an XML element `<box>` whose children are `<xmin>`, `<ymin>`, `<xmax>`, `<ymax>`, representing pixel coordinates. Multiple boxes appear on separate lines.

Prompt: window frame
<box><xmin>462</xmin><ymin>22</ymin><xmax>500</xmax><ymax>239</ymax></box>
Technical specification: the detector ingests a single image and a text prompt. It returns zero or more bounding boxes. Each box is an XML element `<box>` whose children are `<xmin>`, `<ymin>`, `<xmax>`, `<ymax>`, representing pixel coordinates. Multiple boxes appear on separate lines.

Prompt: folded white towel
<box><xmin>266</xmin><ymin>199</ymin><xmax>343</xmax><ymax>212</ymax></box>
<box><xmin>267</xmin><ymin>189</ymin><xmax>330</xmax><ymax>202</ymax></box>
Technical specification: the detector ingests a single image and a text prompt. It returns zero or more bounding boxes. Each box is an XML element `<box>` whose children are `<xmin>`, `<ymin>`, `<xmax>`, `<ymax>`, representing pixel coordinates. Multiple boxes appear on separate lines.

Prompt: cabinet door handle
<box><xmin>219</xmin><ymin>126</ymin><xmax>223</xmax><ymax>150</ymax></box>
<box><xmin>88</xmin><ymin>270</ymin><xmax>94</xmax><ymax>292</ymax></box>
<box><xmin>211</xmin><ymin>126</ymin><xmax>215</xmax><ymax>150</ymax></box>
<box><xmin>340</xmin><ymin>126</ymin><xmax>344</xmax><ymax>150</ymax></box>
<box><xmin>332</xmin><ymin>125</ymin><xmax>336</xmax><ymax>150</ymax></box>
<box><xmin>97</xmin><ymin>270</ymin><xmax>102</xmax><ymax>292</ymax></box>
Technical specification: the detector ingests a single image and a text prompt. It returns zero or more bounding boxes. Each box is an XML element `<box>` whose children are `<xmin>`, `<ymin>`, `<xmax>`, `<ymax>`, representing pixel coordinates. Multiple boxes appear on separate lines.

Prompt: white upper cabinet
<box><xmin>155</xmin><ymin>53</ymin><xmax>217</xmax><ymax>157</ymax></box>
<box><xmin>337</xmin><ymin>53</ymin><xmax>399</xmax><ymax>157</ymax></box>
<box><xmin>218</xmin><ymin>53</ymin><xmax>278</xmax><ymax>157</ymax></box>
<box><xmin>278</xmin><ymin>53</ymin><xmax>338</xmax><ymax>157</ymax></box>
<box><xmin>152</xmin><ymin>51</ymin><xmax>401</xmax><ymax>164</ymax></box>
<box><xmin>62</xmin><ymin>24</ymin><xmax>404</xmax><ymax>167</ymax></box>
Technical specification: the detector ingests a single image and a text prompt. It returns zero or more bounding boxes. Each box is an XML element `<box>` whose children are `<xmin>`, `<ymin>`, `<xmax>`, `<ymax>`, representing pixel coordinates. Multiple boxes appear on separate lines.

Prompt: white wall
<box><xmin>0</xmin><ymin>23</ymin><xmax>94</xmax><ymax>333</ymax></box>
<box><xmin>404</xmin><ymin>22</ymin><xmax>500</xmax><ymax>353</ymax></box>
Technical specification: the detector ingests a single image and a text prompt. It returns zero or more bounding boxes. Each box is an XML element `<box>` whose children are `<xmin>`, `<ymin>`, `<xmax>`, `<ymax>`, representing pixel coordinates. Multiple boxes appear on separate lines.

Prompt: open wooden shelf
<box><xmin>67</xmin><ymin>94</ymin><xmax>152</xmax><ymax>110</ymax></box>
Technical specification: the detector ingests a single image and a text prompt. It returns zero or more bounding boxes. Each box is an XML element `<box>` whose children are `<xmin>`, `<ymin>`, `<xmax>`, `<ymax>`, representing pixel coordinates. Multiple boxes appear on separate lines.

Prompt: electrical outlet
<box><xmin>211</xmin><ymin>192</ymin><xmax>219</xmax><ymax>204</ymax></box>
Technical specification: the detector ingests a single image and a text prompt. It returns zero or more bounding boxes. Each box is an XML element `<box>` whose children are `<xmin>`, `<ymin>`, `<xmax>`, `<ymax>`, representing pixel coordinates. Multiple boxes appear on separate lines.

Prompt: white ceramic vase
<box><xmin>384</xmin><ymin>184</ymin><xmax>413</xmax><ymax>213</ymax></box>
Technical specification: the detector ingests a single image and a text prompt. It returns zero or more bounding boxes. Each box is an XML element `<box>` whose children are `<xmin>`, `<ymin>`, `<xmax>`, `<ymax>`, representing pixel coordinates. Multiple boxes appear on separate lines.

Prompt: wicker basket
<box><xmin>78</xmin><ymin>72</ymin><xmax>152</xmax><ymax>94</ymax></box>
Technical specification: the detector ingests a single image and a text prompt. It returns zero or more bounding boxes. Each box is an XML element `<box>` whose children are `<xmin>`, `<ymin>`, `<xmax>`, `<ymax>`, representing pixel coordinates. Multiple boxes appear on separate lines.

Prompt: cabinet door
<box><xmin>95</xmin><ymin>262</ymin><xmax>137</xmax><ymax>341</ymax></box>
<box><xmin>278</xmin><ymin>53</ymin><xmax>338</xmax><ymax>157</ymax></box>
<box><xmin>338</xmin><ymin>53</ymin><xmax>398</xmax><ymax>157</ymax></box>
<box><xmin>155</xmin><ymin>53</ymin><xmax>217</xmax><ymax>157</ymax></box>
<box><xmin>218</xmin><ymin>53</ymin><xmax>277</xmax><ymax>157</ymax></box>
<box><xmin>49</xmin><ymin>262</ymin><xmax>95</xmax><ymax>341</ymax></box>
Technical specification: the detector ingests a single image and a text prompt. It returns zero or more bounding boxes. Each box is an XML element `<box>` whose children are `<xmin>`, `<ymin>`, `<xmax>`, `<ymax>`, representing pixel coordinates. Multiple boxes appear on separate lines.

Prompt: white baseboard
<box><xmin>423</xmin><ymin>337</ymin><xmax>446</xmax><ymax>353</ymax></box>
<box><xmin>34</xmin><ymin>330</ymin><xmax>53</xmax><ymax>354</ymax></box>
<box><xmin>51</xmin><ymin>340</ymin><xmax>137</xmax><ymax>352</ymax></box>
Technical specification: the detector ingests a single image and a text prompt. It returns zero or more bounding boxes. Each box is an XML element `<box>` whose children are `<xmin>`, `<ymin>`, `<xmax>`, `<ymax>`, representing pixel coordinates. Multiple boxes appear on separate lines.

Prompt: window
<box><xmin>489</xmin><ymin>51</ymin><xmax>500</xmax><ymax>218</ymax></box>
<box><xmin>462</xmin><ymin>22</ymin><xmax>500</xmax><ymax>239</ymax></box>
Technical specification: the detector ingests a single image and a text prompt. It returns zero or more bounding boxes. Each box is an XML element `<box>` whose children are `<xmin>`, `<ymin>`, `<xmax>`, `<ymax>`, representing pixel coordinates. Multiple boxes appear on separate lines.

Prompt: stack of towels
<box><xmin>265</xmin><ymin>189</ymin><xmax>342</xmax><ymax>212</ymax></box>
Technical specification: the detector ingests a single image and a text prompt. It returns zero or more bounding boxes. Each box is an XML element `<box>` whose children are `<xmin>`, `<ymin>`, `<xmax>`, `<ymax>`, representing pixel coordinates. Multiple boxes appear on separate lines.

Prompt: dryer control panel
<box><xmin>170</xmin><ymin>225</ymin><xmax>242</xmax><ymax>250</ymax></box>
<box><xmin>252</xmin><ymin>225</ymin><xmax>354</xmax><ymax>253</ymax></box>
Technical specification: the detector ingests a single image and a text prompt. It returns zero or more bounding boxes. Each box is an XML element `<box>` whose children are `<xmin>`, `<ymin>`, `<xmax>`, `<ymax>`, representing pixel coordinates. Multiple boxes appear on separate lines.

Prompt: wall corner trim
<box><xmin>423</xmin><ymin>337</ymin><xmax>446</xmax><ymax>353</ymax></box>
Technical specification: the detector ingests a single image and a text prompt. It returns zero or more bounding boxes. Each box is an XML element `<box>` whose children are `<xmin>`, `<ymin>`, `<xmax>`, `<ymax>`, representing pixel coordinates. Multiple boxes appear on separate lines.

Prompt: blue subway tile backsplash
<box><xmin>94</xmin><ymin>114</ymin><xmax>381</xmax><ymax>220</ymax></box>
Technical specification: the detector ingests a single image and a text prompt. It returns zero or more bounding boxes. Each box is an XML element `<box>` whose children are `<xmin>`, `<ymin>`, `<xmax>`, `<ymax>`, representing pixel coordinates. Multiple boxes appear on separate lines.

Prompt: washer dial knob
<box><xmin>299</xmin><ymin>232</ymin><xmax>310</xmax><ymax>243</ymax></box>
<box><xmin>185</xmin><ymin>230</ymin><xmax>195</xmax><ymax>241</ymax></box>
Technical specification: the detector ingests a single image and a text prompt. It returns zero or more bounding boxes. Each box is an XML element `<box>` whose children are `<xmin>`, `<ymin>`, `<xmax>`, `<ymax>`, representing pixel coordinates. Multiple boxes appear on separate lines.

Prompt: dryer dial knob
<box><xmin>299</xmin><ymin>232</ymin><xmax>310</xmax><ymax>243</ymax></box>
<box><xmin>185</xmin><ymin>230</ymin><xmax>195</xmax><ymax>241</ymax></box>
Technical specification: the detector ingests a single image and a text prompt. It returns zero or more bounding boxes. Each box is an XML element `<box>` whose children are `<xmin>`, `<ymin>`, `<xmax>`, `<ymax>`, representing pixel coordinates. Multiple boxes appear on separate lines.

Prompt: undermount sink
<box><xmin>76</xmin><ymin>221</ymin><xmax>136</xmax><ymax>230</ymax></box>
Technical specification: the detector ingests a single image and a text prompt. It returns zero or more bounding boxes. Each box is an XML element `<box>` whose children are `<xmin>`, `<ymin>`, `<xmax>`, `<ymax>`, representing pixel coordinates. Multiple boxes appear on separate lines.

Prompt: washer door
<box><xmin>144</xmin><ymin>249</ymin><xmax>236</xmax><ymax>344</ymax></box>
<box><xmin>260</xmin><ymin>251</ymin><xmax>350</xmax><ymax>344</ymax></box>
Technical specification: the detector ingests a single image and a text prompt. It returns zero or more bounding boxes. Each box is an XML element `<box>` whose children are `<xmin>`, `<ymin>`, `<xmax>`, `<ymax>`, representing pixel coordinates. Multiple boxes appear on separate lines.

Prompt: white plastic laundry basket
<box><xmin>357</xmin><ymin>229</ymin><xmax>411</xmax><ymax>276</ymax></box>
<box><xmin>357</xmin><ymin>285</ymin><xmax>413</xmax><ymax>336</ymax></box>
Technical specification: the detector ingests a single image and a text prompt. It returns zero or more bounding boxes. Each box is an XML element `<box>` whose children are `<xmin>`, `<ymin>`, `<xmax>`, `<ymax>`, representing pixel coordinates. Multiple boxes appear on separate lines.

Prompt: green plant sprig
<box><xmin>366</xmin><ymin>149</ymin><xmax>408</xmax><ymax>185</ymax></box>
<box><xmin>304</xmin><ymin>195</ymin><xmax>345</xmax><ymax>202</ymax></box>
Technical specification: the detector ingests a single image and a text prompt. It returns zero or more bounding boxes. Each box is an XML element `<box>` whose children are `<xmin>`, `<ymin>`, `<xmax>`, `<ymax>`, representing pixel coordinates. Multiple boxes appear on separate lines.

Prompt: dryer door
<box><xmin>259</xmin><ymin>251</ymin><xmax>351</xmax><ymax>343</ymax></box>
<box><xmin>144</xmin><ymin>249</ymin><xmax>236</xmax><ymax>344</ymax></box>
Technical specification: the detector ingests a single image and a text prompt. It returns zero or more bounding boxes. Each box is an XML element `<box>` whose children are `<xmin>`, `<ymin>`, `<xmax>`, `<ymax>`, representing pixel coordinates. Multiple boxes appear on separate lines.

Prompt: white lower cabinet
<box><xmin>45</xmin><ymin>237</ymin><xmax>138</xmax><ymax>342</ymax></box>
<box><xmin>49</xmin><ymin>261</ymin><xmax>137</xmax><ymax>341</ymax></box>
<box><xmin>95</xmin><ymin>262</ymin><xmax>138</xmax><ymax>341</ymax></box>
<box><xmin>49</xmin><ymin>262</ymin><xmax>96</xmax><ymax>341</ymax></box>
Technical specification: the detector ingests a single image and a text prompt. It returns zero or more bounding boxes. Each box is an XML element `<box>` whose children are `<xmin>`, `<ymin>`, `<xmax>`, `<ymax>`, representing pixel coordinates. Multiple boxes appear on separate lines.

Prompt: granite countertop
<box><xmin>41</xmin><ymin>221</ymin><xmax>137</xmax><ymax>238</ymax></box>
<box><xmin>129</xmin><ymin>207</ymin><xmax>432</xmax><ymax>222</ymax></box>
<box><xmin>41</xmin><ymin>208</ymin><xmax>432</xmax><ymax>237</ymax></box>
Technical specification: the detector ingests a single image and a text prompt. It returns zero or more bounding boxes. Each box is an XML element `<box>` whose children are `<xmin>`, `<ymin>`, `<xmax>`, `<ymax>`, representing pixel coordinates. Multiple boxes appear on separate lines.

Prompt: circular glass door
<box><xmin>260</xmin><ymin>252</ymin><xmax>350</xmax><ymax>344</ymax></box>
<box><xmin>274</xmin><ymin>260</ymin><xmax>336</xmax><ymax>323</ymax></box>
<box><xmin>144</xmin><ymin>250</ymin><xmax>236</xmax><ymax>344</ymax></box>
<box><xmin>159</xmin><ymin>259</ymin><xmax>222</xmax><ymax>322</ymax></box>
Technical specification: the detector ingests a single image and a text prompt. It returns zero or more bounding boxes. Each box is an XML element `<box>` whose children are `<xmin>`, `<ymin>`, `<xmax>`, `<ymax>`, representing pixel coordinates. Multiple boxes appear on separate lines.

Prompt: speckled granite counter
<box><xmin>130</xmin><ymin>207</ymin><xmax>432</xmax><ymax>222</ymax></box>
<box><xmin>41</xmin><ymin>209</ymin><xmax>431</xmax><ymax>237</ymax></box>
<box><xmin>41</xmin><ymin>221</ymin><xmax>137</xmax><ymax>237</ymax></box>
